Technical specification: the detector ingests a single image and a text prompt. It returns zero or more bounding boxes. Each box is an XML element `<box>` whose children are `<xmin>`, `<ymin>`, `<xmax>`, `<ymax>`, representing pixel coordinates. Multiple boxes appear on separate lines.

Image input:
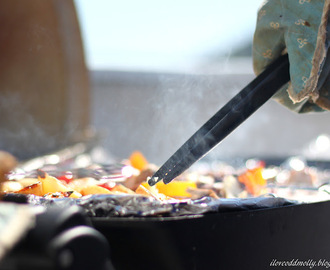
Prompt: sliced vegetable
<box><xmin>238</xmin><ymin>167</ymin><xmax>266</xmax><ymax>196</ymax></box>
<box><xmin>80</xmin><ymin>185</ymin><xmax>113</xmax><ymax>196</ymax></box>
<box><xmin>129</xmin><ymin>151</ymin><xmax>148</xmax><ymax>171</ymax></box>
<box><xmin>155</xmin><ymin>180</ymin><xmax>197</xmax><ymax>198</ymax></box>
<box><xmin>37</xmin><ymin>171</ymin><xmax>81</xmax><ymax>198</ymax></box>
<box><xmin>15</xmin><ymin>182</ymin><xmax>43</xmax><ymax>197</ymax></box>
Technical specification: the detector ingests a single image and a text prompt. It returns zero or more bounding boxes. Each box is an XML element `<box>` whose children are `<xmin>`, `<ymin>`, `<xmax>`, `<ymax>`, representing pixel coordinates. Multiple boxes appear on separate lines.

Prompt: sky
<box><xmin>74</xmin><ymin>0</ymin><xmax>263</xmax><ymax>71</ymax></box>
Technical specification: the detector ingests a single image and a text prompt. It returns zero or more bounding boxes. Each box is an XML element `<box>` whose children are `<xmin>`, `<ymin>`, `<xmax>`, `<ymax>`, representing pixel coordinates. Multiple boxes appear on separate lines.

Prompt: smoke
<box><xmin>145</xmin><ymin>72</ymin><xmax>248</xmax><ymax>164</ymax></box>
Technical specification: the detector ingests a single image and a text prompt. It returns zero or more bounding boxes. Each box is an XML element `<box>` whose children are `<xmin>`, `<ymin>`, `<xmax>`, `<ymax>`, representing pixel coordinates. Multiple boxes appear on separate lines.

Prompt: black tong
<box><xmin>148</xmin><ymin>54</ymin><xmax>290</xmax><ymax>186</ymax></box>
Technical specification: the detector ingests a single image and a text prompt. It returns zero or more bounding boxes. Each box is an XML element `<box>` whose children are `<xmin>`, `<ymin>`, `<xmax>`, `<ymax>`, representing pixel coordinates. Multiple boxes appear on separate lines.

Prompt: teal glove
<box><xmin>253</xmin><ymin>0</ymin><xmax>330</xmax><ymax>113</ymax></box>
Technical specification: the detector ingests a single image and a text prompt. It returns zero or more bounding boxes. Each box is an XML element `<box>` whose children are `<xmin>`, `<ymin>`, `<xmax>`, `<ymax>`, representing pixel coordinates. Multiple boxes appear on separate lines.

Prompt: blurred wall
<box><xmin>90</xmin><ymin>69</ymin><xmax>330</xmax><ymax>165</ymax></box>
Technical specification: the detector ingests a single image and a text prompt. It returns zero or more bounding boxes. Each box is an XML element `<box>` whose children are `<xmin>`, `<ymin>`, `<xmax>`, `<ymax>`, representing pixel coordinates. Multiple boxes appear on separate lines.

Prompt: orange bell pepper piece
<box><xmin>129</xmin><ymin>151</ymin><xmax>148</xmax><ymax>171</ymax></box>
<box><xmin>238</xmin><ymin>167</ymin><xmax>266</xmax><ymax>196</ymax></box>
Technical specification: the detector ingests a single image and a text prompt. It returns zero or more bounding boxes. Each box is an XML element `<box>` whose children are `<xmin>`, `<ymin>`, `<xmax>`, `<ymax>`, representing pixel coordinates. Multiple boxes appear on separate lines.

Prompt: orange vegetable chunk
<box><xmin>129</xmin><ymin>151</ymin><xmax>148</xmax><ymax>171</ymax></box>
<box><xmin>238</xmin><ymin>167</ymin><xmax>266</xmax><ymax>196</ymax></box>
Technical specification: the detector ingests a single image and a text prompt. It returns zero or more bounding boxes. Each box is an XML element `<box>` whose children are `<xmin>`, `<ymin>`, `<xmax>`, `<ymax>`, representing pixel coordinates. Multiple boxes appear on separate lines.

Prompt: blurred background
<box><xmin>1</xmin><ymin>0</ymin><xmax>330</xmax><ymax>166</ymax></box>
<box><xmin>74</xmin><ymin>0</ymin><xmax>330</xmax><ymax>164</ymax></box>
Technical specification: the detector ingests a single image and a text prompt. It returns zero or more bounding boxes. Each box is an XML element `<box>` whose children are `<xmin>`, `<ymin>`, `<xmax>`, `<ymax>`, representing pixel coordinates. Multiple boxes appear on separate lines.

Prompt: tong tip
<box><xmin>147</xmin><ymin>176</ymin><xmax>160</xmax><ymax>186</ymax></box>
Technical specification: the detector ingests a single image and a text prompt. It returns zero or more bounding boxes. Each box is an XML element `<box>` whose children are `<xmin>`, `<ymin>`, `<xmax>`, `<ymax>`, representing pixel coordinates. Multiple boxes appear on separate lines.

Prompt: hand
<box><xmin>253</xmin><ymin>0</ymin><xmax>330</xmax><ymax>113</ymax></box>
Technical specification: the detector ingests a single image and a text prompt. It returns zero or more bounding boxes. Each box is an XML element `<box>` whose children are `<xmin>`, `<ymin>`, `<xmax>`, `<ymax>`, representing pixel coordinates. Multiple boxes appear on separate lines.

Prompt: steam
<box><xmin>146</xmin><ymin>72</ymin><xmax>242</xmax><ymax>164</ymax></box>
<box><xmin>92</xmin><ymin>68</ymin><xmax>330</xmax><ymax>166</ymax></box>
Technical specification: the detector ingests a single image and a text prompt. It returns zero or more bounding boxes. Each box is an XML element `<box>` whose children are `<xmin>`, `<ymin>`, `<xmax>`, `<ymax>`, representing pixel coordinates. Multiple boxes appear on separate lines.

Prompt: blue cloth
<box><xmin>253</xmin><ymin>0</ymin><xmax>330</xmax><ymax>113</ymax></box>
